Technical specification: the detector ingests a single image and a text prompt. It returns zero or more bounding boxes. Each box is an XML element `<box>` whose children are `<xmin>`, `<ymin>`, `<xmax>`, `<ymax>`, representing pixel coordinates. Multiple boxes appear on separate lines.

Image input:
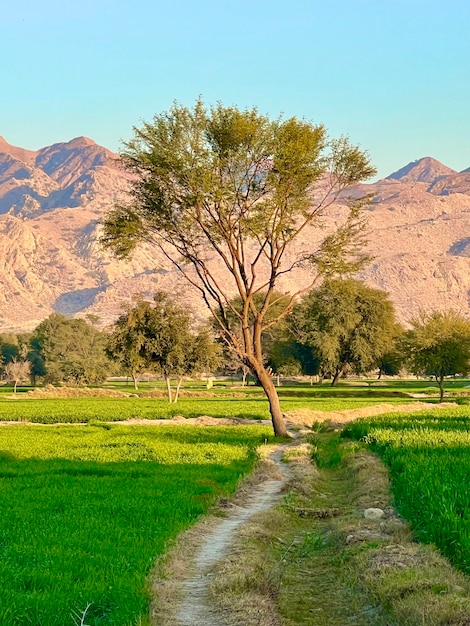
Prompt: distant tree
<box><xmin>4</xmin><ymin>358</ymin><xmax>31</xmax><ymax>395</ymax></box>
<box><xmin>108</xmin><ymin>294</ymin><xmax>221</xmax><ymax>402</ymax></box>
<box><xmin>32</xmin><ymin>314</ymin><xmax>111</xmax><ymax>385</ymax></box>
<box><xmin>106</xmin><ymin>300</ymin><xmax>154</xmax><ymax>390</ymax></box>
<box><xmin>100</xmin><ymin>100</ymin><xmax>376</xmax><ymax>435</ymax></box>
<box><xmin>0</xmin><ymin>333</ymin><xmax>20</xmax><ymax>366</ymax></box>
<box><xmin>290</xmin><ymin>279</ymin><xmax>398</xmax><ymax>385</ymax></box>
<box><xmin>268</xmin><ymin>340</ymin><xmax>320</xmax><ymax>384</ymax></box>
<box><xmin>404</xmin><ymin>310</ymin><xmax>470</xmax><ymax>401</ymax></box>
<box><xmin>377</xmin><ymin>348</ymin><xmax>405</xmax><ymax>379</ymax></box>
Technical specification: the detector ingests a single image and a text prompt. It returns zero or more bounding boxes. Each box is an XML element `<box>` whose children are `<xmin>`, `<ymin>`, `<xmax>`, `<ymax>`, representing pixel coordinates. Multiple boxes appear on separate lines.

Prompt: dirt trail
<box><xmin>173</xmin><ymin>446</ymin><xmax>290</xmax><ymax>626</ymax></box>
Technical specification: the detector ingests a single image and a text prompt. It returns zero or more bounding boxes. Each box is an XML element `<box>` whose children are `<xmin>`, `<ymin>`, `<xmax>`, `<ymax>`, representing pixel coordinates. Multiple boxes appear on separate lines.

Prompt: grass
<box><xmin>203</xmin><ymin>424</ymin><xmax>470</xmax><ymax>625</ymax></box>
<box><xmin>0</xmin><ymin>384</ymin><xmax>426</xmax><ymax>425</ymax></box>
<box><xmin>0</xmin><ymin>380</ymin><xmax>467</xmax><ymax>624</ymax></box>
<box><xmin>343</xmin><ymin>406</ymin><xmax>470</xmax><ymax>575</ymax></box>
<box><xmin>0</xmin><ymin>423</ymin><xmax>273</xmax><ymax>625</ymax></box>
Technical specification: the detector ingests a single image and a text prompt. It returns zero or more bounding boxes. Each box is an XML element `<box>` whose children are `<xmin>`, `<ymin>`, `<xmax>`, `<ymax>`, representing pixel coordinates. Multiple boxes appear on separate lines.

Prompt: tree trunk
<box><xmin>331</xmin><ymin>365</ymin><xmax>345</xmax><ymax>387</ymax></box>
<box><xmin>13</xmin><ymin>381</ymin><xmax>17</xmax><ymax>396</ymax></box>
<box><xmin>437</xmin><ymin>376</ymin><xmax>444</xmax><ymax>402</ymax></box>
<box><xmin>255</xmin><ymin>365</ymin><xmax>288</xmax><ymax>437</ymax></box>
<box><xmin>165</xmin><ymin>376</ymin><xmax>173</xmax><ymax>403</ymax></box>
<box><xmin>132</xmin><ymin>373</ymin><xmax>139</xmax><ymax>391</ymax></box>
<box><xmin>173</xmin><ymin>376</ymin><xmax>183</xmax><ymax>403</ymax></box>
<box><xmin>242</xmin><ymin>368</ymin><xmax>247</xmax><ymax>387</ymax></box>
<box><xmin>378</xmin><ymin>368</ymin><xmax>383</xmax><ymax>380</ymax></box>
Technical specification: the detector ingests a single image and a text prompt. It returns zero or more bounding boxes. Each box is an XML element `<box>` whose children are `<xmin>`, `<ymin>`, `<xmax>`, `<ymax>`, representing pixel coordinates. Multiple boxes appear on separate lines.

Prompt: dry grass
<box><xmin>26</xmin><ymin>385</ymin><xmax>133</xmax><ymax>398</ymax></box>
<box><xmin>204</xmin><ymin>429</ymin><xmax>470</xmax><ymax>625</ymax></box>
<box><xmin>147</xmin><ymin>405</ymin><xmax>470</xmax><ymax>625</ymax></box>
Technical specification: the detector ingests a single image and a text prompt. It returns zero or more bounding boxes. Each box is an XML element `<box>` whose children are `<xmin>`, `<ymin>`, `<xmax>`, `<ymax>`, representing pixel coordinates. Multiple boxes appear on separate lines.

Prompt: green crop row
<box><xmin>0</xmin><ymin>424</ymin><xmax>272</xmax><ymax>625</ymax></box>
<box><xmin>0</xmin><ymin>394</ymin><xmax>415</xmax><ymax>425</ymax></box>
<box><xmin>343</xmin><ymin>407</ymin><xmax>470</xmax><ymax>574</ymax></box>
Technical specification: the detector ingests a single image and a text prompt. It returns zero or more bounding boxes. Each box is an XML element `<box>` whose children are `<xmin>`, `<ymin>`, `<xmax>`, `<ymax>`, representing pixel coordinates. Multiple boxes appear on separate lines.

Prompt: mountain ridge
<box><xmin>0</xmin><ymin>137</ymin><xmax>469</xmax><ymax>332</ymax></box>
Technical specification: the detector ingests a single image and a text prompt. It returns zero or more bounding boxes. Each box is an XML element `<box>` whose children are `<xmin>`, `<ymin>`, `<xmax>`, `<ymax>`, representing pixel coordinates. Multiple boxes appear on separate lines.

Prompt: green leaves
<box><xmin>102</xmin><ymin>99</ymin><xmax>376</xmax><ymax>431</ymax></box>
<box><xmin>404</xmin><ymin>310</ymin><xmax>470</xmax><ymax>399</ymax></box>
<box><xmin>290</xmin><ymin>279</ymin><xmax>399</xmax><ymax>381</ymax></box>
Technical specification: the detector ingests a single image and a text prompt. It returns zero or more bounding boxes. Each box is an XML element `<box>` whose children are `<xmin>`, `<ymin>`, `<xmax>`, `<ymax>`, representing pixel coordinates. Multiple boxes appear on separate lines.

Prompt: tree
<box><xmin>268</xmin><ymin>340</ymin><xmax>320</xmax><ymax>384</ymax></box>
<box><xmin>404</xmin><ymin>310</ymin><xmax>470</xmax><ymax>401</ymax></box>
<box><xmin>290</xmin><ymin>279</ymin><xmax>398</xmax><ymax>385</ymax></box>
<box><xmin>106</xmin><ymin>299</ymin><xmax>155</xmax><ymax>390</ymax></box>
<box><xmin>108</xmin><ymin>294</ymin><xmax>221</xmax><ymax>402</ymax></box>
<box><xmin>377</xmin><ymin>348</ymin><xmax>404</xmax><ymax>379</ymax></box>
<box><xmin>218</xmin><ymin>291</ymin><xmax>291</xmax><ymax>386</ymax></box>
<box><xmin>32</xmin><ymin>314</ymin><xmax>111</xmax><ymax>385</ymax></box>
<box><xmin>101</xmin><ymin>100</ymin><xmax>376</xmax><ymax>435</ymax></box>
<box><xmin>4</xmin><ymin>358</ymin><xmax>31</xmax><ymax>395</ymax></box>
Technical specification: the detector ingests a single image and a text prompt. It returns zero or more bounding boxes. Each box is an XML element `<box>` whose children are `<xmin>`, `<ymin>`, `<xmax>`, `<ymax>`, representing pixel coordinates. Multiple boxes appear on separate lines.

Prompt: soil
<box><xmin>173</xmin><ymin>446</ymin><xmax>290</xmax><ymax>626</ymax></box>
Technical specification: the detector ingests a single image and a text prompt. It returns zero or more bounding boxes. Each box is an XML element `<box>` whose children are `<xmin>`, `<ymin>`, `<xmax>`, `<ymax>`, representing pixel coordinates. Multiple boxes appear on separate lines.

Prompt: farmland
<box><xmin>0</xmin><ymin>378</ymin><xmax>446</xmax><ymax>424</ymax></box>
<box><xmin>344</xmin><ymin>406</ymin><xmax>470</xmax><ymax>574</ymax></box>
<box><xmin>0</xmin><ymin>423</ymin><xmax>272</xmax><ymax>625</ymax></box>
<box><xmin>1</xmin><ymin>379</ymin><xmax>470</xmax><ymax>624</ymax></box>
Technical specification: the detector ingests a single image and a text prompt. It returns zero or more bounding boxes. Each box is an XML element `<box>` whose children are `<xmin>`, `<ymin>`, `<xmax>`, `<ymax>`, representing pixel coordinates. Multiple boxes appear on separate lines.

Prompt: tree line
<box><xmin>2</xmin><ymin>281</ymin><xmax>470</xmax><ymax>403</ymax></box>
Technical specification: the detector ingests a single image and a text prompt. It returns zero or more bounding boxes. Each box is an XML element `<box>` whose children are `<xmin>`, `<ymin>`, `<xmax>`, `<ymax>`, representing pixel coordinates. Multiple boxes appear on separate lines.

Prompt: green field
<box><xmin>344</xmin><ymin>406</ymin><xmax>470</xmax><ymax>574</ymax></box>
<box><xmin>0</xmin><ymin>423</ymin><xmax>272</xmax><ymax>625</ymax></box>
<box><xmin>0</xmin><ymin>379</ymin><xmax>468</xmax><ymax>624</ymax></box>
<box><xmin>0</xmin><ymin>378</ymin><xmax>435</xmax><ymax>425</ymax></box>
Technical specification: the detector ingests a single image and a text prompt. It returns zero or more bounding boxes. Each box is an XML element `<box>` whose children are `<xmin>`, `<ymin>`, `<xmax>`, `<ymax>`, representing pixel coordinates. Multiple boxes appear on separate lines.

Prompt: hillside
<box><xmin>0</xmin><ymin>139</ymin><xmax>469</xmax><ymax>332</ymax></box>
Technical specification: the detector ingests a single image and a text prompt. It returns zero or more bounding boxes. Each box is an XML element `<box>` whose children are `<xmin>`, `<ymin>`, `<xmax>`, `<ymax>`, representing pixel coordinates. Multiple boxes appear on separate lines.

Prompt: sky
<box><xmin>1</xmin><ymin>0</ymin><xmax>469</xmax><ymax>179</ymax></box>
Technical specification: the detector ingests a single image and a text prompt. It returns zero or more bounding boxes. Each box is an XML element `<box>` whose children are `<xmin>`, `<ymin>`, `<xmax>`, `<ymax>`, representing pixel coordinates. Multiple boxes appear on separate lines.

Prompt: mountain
<box><xmin>386</xmin><ymin>157</ymin><xmax>457</xmax><ymax>184</ymax></box>
<box><xmin>0</xmin><ymin>136</ymin><xmax>469</xmax><ymax>332</ymax></box>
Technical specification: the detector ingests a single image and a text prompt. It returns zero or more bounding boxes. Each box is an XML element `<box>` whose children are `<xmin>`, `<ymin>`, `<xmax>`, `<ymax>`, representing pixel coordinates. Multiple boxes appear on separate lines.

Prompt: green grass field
<box><xmin>343</xmin><ymin>406</ymin><xmax>470</xmax><ymax>574</ymax></box>
<box><xmin>0</xmin><ymin>378</ymin><xmax>434</xmax><ymax>425</ymax></box>
<box><xmin>0</xmin><ymin>423</ymin><xmax>272</xmax><ymax>625</ymax></box>
<box><xmin>0</xmin><ymin>379</ymin><xmax>468</xmax><ymax>624</ymax></box>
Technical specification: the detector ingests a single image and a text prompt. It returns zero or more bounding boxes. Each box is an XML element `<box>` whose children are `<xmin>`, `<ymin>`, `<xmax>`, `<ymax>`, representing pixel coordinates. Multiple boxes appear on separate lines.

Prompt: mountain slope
<box><xmin>386</xmin><ymin>157</ymin><xmax>457</xmax><ymax>184</ymax></box>
<box><xmin>0</xmin><ymin>137</ymin><xmax>469</xmax><ymax>332</ymax></box>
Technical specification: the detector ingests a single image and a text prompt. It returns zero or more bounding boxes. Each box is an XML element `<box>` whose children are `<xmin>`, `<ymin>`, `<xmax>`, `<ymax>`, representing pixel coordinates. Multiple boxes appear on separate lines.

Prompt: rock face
<box><xmin>0</xmin><ymin>137</ymin><xmax>469</xmax><ymax>332</ymax></box>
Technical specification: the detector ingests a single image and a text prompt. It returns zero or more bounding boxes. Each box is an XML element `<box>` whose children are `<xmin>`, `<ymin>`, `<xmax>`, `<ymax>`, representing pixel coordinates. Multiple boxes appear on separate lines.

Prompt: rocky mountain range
<box><xmin>0</xmin><ymin>136</ymin><xmax>469</xmax><ymax>332</ymax></box>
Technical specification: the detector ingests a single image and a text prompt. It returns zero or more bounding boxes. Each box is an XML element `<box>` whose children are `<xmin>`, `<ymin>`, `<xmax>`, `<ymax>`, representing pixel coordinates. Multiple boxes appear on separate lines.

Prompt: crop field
<box><xmin>0</xmin><ymin>423</ymin><xmax>272</xmax><ymax>625</ymax></box>
<box><xmin>0</xmin><ymin>380</ymin><xmax>465</xmax><ymax>624</ymax></box>
<box><xmin>0</xmin><ymin>384</ymin><xmax>424</xmax><ymax>425</ymax></box>
<box><xmin>344</xmin><ymin>406</ymin><xmax>470</xmax><ymax>574</ymax></box>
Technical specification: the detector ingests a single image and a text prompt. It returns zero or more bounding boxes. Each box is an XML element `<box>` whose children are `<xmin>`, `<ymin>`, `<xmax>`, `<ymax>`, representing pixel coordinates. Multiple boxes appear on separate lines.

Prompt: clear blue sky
<box><xmin>2</xmin><ymin>0</ymin><xmax>469</xmax><ymax>179</ymax></box>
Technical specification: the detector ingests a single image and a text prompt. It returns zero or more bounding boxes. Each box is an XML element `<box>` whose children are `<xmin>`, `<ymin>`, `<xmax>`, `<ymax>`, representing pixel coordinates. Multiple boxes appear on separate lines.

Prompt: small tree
<box><xmin>4</xmin><ymin>358</ymin><xmax>31</xmax><ymax>395</ymax></box>
<box><xmin>108</xmin><ymin>293</ymin><xmax>221</xmax><ymax>402</ymax></box>
<box><xmin>404</xmin><ymin>310</ymin><xmax>470</xmax><ymax>401</ymax></box>
<box><xmin>101</xmin><ymin>100</ymin><xmax>375</xmax><ymax>434</ymax></box>
<box><xmin>106</xmin><ymin>299</ymin><xmax>155</xmax><ymax>390</ymax></box>
<box><xmin>290</xmin><ymin>279</ymin><xmax>398</xmax><ymax>385</ymax></box>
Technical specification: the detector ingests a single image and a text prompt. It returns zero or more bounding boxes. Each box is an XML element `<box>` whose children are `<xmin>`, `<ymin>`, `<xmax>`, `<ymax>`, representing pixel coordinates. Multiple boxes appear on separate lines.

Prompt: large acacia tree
<box><xmin>101</xmin><ymin>100</ymin><xmax>375</xmax><ymax>435</ymax></box>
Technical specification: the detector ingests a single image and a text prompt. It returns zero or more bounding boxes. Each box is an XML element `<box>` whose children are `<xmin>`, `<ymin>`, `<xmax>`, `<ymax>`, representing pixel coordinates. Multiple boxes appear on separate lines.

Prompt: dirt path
<box><xmin>173</xmin><ymin>446</ymin><xmax>290</xmax><ymax>625</ymax></box>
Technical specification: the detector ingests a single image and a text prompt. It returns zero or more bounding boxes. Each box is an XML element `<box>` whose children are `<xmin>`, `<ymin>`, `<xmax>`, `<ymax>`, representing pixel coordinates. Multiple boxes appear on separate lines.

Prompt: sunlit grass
<box><xmin>0</xmin><ymin>424</ymin><xmax>272</xmax><ymax>625</ymax></box>
<box><xmin>344</xmin><ymin>407</ymin><xmax>470</xmax><ymax>574</ymax></box>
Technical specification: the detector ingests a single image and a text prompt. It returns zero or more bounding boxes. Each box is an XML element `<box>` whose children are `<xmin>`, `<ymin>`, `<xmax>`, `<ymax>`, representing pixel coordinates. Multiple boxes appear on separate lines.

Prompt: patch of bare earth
<box><xmin>286</xmin><ymin>401</ymin><xmax>456</xmax><ymax>428</ymax></box>
<box><xmin>149</xmin><ymin>444</ymin><xmax>293</xmax><ymax>626</ymax></box>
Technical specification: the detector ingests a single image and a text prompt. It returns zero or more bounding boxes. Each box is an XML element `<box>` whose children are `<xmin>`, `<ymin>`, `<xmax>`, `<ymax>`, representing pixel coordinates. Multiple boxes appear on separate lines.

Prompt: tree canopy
<box><xmin>404</xmin><ymin>310</ymin><xmax>470</xmax><ymax>401</ymax></box>
<box><xmin>107</xmin><ymin>293</ymin><xmax>220</xmax><ymax>402</ymax></box>
<box><xmin>31</xmin><ymin>314</ymin><xmax>111</xmax><ymax>385</ymax></box>
<box><xmin>101</xmin><ymin>100</ymin><xmax>376</xmax><ymax>434</ymax></box>
<box><xmin>290</xmin><ymin>278</ymin><xmax>399</xmax><ymax>385</ymax></box>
